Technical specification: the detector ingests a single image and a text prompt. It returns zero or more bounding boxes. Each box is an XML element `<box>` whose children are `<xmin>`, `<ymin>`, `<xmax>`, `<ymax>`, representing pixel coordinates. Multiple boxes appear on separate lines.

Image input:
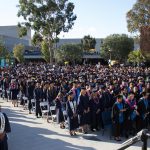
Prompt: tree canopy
<box><xmin>100</xmin><ymin>34</ymin><xmax>134</xmax><ymax>61</ymax></box>
<box><xmin>128</xmin><ymin>49</ymin><xmax>145</xmax><ymax>65</ymax></box>
<box><xmin>126</xmin><ymin>0</ymin><xmax>150</xmax><ymax>33</ymax></box>
<box><xmin>81</xmin><ymin>35</ymin><xmax>96</xmax><ymax>51</ymax></box>
<box><xmin>55</xmin><ymin>43</ymin><xmax>83</xmax><ymax>64</ymax></box>
<box><xmin>17</xmin><ymin>0</ymin><xmax>77</xmax><ymax>63</ymax></box>
<box><xmin>13</xmin><ymin>44</ymin><xmax>24</xmax><ymax>63</ymax></box>
<box><xmin>0</xmin><ymin>39</ymin><xmax>10</xmax><ymax>59</ymax></box>
<box><xmin>41</xmin><ymin>40</ymin><xmax>50</xmax><ymax>63</ymax></box>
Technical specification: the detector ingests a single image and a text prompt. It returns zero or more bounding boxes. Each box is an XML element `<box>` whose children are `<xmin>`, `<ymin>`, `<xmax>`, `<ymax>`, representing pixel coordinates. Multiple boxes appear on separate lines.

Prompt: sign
<box><xmin>0</xmin><ymin>59</ymin><xmax>5</xmax><ymax>67</ymax></box>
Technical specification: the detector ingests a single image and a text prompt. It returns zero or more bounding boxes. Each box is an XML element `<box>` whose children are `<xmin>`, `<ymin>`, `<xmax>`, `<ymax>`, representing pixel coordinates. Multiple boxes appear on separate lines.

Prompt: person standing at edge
<box><xmin>112</xmin><ymin>95</ymin><xmax>126</xmax><ymax>141</ymax></box>
<box><xmin>34</xmin><ymin>82</ymin><xmax>42</xmax><ymax>118</ymax></box>
<box><xmin>66</xmin><ymin>91</ymin><xmax>79</xmax><ymax>136</ymax></box>
<box><xmin>0</xmin><ymin>105</ymin><xmax>11</xmax><ymax>150</ymax></box>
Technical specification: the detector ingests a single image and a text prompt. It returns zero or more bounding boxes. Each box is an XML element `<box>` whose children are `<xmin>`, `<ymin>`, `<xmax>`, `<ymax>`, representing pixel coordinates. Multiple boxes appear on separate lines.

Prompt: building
<box><xmin>0</xmin><ymin>34</ymin><xmax>29</xmax><ymax>52</ymax></box>
<box><xmin>0</xmin><ymin>25</ymin><xmax>31</xmax><ymax>45</ymax></box>
<box><xmin>0</xmin><ymin>25</ymin><xmax>140</xmax><ymax>65</ymax></box>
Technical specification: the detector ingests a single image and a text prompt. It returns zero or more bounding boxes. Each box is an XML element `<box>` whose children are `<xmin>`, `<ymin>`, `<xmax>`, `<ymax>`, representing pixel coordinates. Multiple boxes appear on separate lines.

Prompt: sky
<box><xmin>0</xmin><ymin>0</ymin><xmax>137</xmax><ymax>38</ymax></box>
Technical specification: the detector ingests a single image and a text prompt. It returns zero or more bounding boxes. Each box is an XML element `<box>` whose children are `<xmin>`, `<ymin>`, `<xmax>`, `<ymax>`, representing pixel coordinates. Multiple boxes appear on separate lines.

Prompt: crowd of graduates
<box><xmin>0</xmin><ymin>63</ymin><xmax>150</xmax><ymax>141</ymax></box>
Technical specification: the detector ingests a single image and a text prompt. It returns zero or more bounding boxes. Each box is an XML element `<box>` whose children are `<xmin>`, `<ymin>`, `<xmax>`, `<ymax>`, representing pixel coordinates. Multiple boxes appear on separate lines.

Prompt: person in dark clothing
<box><xmin>55</xmin><ymin>92</ymin><xmax>65</xmax><ymax>129</ymax></box>
<box><xmin>137</xmin><ymin>92</ymin><xmax>150</xmax><ymax>131</ymax></box>
<box><xmin>0</xmin><ymin>106</ymin><xmax>11</xmax><ymax>150</ymax></box>
<box><xmin>34</xmin><ymin>83</ymin><xmax>42</xmax><ymax>118</ymax></box>
<box><xmin>101</xmin><ymin>87</ymin><xmax>114</xmax><ymax>111</ymax></box>
<box><xmin>27</xmin><ymin>82</ymin><xmax>35</xmax><ymax>114</ymax></box>
<box><xmin>42</xmin><ymin>85</ymin><xmax>48</xmax><ymax>102</ymax></box>
<box><xmin>10</xmin><ymin>79</ymin><xmax>19</xmax><ymax>107</ymax></box>
<box><xmin>66</xmin><ymin>91</ymin><xmax>79</xmax><ymax>136</ymax></box>
<box><xmin>89</xmin><ymin>91</ymin><xmax>101</xmax><ymax>131</ymax></box>
<box><xmin>78</xmin><ymin>88</ymin><xmax>90</xmax><ymax>134</ymax></box>
<box><xmin>47</xmin><ymin>83</ymin><xmax>57</xmax><ymax>105</ymax></box>
<box><xmin>112</xmin><ymin>95</ymin><xmax>127</xmax><ymax>141</ymax></box>
<box><xmin>124</xmin><ymin>92</ymin><xmax>137</xmax><ymax>137</ymax></box>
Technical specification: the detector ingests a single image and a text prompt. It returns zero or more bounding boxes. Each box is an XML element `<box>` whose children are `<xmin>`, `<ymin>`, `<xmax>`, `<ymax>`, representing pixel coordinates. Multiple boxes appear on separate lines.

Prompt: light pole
<box><xmin>109</xmin><ymin>49</ymin><xmax>112</xmax><ymax>65</ymax></box>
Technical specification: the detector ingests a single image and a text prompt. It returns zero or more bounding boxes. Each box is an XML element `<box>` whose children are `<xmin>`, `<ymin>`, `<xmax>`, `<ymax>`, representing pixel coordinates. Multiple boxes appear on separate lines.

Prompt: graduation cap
<box><xmin>89</xmin><ymin>82</ymin><xmax>95</xmax><ymax>88</ymax></box>
<box><xmin>92</xmin><ymin>89</ymin><xmax>98</xmax><ymax>93</ymax></box>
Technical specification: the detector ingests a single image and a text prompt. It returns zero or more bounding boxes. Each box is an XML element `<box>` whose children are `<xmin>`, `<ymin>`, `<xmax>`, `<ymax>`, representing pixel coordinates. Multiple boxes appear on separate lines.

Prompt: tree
<box><xmin>41</xmin><ymin>40</ymin><xmax>50</xmax><ymax>63</ymax></box>
<box><xmin>0</xmin><ymin>39</ymin><xmax>10</xmax><ymax>59</ymax></box>
<box><xmin>140</xmin><ymin>26</ymin><xmax>150</xmax><ymax>61</ymax></box>
<box><xmin>126</xmin><ymin>0</ymin><xmax>150</xmax><ymax>33</ymax></box>
<box><xmin>32</xmin><ymin>33</ymin><xmax>43</xmax><ymax>47</ymax></box>
<box><xmin>55</xmin><ymin>43</ymin><xmax>83</xmax><ymax>64</ymax></box>
<box><xmin>13</xmin><ymin>44</ymin><xmax>24</xmax><ymax>63</ymax></box>
<box><xmin>128</xmin><ymin>49</ymin><xmax>145</xmax><ymax>65</ymax></box>
<box><xmin>100</xmin><ymin>34</ymin><xmax>134</xmax><ymax>61</ymax></box>
<box><xmin>127</xmin><ymin>0</ymin><xmax>150</xmax><ymax>60</ymax></box>
<box><xmin>17</xmin><ymin>0</ymin><xmax>77</xmax><ymax>63</ymax></box>
<box><xmin>81</xmin><ymin>35</ymin><xmax>96</xmax><ymax>51</ymax></box>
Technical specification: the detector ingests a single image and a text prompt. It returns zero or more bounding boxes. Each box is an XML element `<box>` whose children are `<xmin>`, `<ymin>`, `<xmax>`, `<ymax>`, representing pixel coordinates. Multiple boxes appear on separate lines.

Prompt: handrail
<box><xmin>117</xmin><ymin>129</ymin><xmax>150</xmax><ymax>150</ymax></box>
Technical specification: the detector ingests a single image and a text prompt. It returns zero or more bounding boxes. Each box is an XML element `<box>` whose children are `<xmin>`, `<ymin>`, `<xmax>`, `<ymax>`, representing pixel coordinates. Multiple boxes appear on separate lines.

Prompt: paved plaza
<box><xmin>0</xmin><ymin>98</ymin><xmax>149</xmax><ymax>150</ymax></box>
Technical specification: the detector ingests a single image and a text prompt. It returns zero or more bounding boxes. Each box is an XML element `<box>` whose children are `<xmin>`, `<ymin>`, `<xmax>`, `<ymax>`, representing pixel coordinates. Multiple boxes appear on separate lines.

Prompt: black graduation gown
<box><xmin>55</xmin><ymin>99</ymin><xmax>64</xmax><ymax>123</ymax></box>
<box><xmin>78</xmin><ymin>95</ymin><xmax>90</xmax><ymax>126</ymax></box>
<box><xmin>89</xmin><ymin>98</ymin><xmax>102</xmax><ymax>129</ymax></box>
<box><xmin>111</xmin><ymin>102</ymin><xmax>125</xmax><ymax>124</ymax></box>
<box><xmin>0</xmin><ymin>113</ymin><xmax>11</xmax><ymax>150</ymax></box>
<box><xmin>137</xmin><ymin>98</ymin><xmax>150</xmax><ymax>130</ymax></box>
<box><xmin>111</xmin><ymin>102</ymin><xmax>125</xmax><ymax>137</ymax></box>
<box><xmin>3</xmin><ymin>80</ymin><xmax>9</xmax><ymax>99</ymax></box>
<box><xmin>28</xmin><ymin>85</ymin><xmax>35</xmax><ymax>110</ymax></box>
<box><xmin>48</xmin><ymin>88</ymin><xmax>57</xmax><ymax>104</ymax></box>
<box><xmin>11</xmin><ymin>82</ymin><xmax>19</xmax><ymax>100</ymax></box>
<box><xmin>42</xmin><ymin>89</ymin><xmax>48</xmax><ymax>101</ymax></box>
<box><xmin>66</xmin><ymin>100</ymin><xmax>79</xmax><ymax>131</ymax></box>
<box><xmin>34</xmin><ymin>88</ymin><xmax>42</xmax><ymax>117</ymax></box>
<box><xmin>101</xmin><ymin>91</ymin><xmax>114</xmax><ymax>110</ymax></box>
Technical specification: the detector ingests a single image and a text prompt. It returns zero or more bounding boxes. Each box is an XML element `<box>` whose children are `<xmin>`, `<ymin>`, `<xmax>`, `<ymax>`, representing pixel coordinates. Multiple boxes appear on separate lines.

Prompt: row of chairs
<box><xmin>20</xmin><ymin>96</ymin><xmax>68</xmax><ymax>126</ymax></box>
<box><xmin>2</xmin><ymin>92</ymin><xmax>112</xmax><ymax>136</ymax></box>
<box><xmin>0</xmin><ymin>90</ymin><xmax>113</xmax><ymax>137</ymax></box>
<box><xmin>0</xmin><ymin>88</ymin><xmax>10</xmax><ymax>101</ymax></box>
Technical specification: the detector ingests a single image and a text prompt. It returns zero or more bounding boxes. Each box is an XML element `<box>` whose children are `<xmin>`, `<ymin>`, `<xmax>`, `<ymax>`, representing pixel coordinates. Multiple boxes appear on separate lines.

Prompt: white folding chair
<box><xmin>2</xmin><ymin>89</ymin><xmax>5</xmax><ymax>99</ymax></box>
<box><xmin>31</xmin><ymin>99</ymin><xmax>36</xmax><ymax>113</ymax></box>
<box><xmin>49</xmin><ymin>105</ymin><xmax>57</xmax><ymax>123</ymax></box>
<box><xmin>40</xmin><ymin>102</ymin><xmax>49</xmax><ymax>119</ymax></box>
<box><xmin>17</xmin><ymin>94</ymin><xmax>21</xmax><ymax>101</ymax></box>
<box><xmin>17</xmin><ymin>91</ymin><xmax>22</xmax><ymax>101</ymax></box>
<box><xmin>23</xmin><ymin>96</ymin><xmax>28</xmax><ymax>110</ymax></box>
<box><xmin>63</xmin><ymin>110</ymin><xmax>68</xmax><ymax>129</ymax></box>
<box><xmin>6</xmin><ymin>90</ymin><xmax>10</xmax><ymax>101</ymax></box>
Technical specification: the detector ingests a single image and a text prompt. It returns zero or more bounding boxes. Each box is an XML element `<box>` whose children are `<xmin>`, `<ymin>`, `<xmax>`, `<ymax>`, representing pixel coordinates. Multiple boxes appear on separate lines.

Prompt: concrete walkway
<box><xmin>0</xmin><ymin>99</ymin><xmax>149</xmax><ymax>150</ymax></box>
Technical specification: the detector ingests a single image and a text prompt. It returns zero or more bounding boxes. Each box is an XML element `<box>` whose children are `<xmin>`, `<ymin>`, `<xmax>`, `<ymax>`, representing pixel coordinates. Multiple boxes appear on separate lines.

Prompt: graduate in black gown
<box><xmin>78</xmin><ymin>88</ymin><xmax>90</xmax><ymax>134</ymax></box>
<box><xmin>112</xmin><ymin>95</ymin><xmax>126</xmax><ymax>141</ymax></box>
<box><xmin>89</xmin><ymin>90</ymin><xmax>102</xmax><ymax>131</ymax></box>
<box><xmin>27</xmin><ymin>81</ymin><xmax>35</xmax><ymax>114</ymax></box>
<box><xmin>137</xmin><ymin>92</ymin><xmax>150</xmax><ymax>131</ymax></box>
<box><xmin>0</xmin><ymin>106</ymin><xmax>11</xmax><ymax>150</ymax></box>
<box><xmin>34</xmin><ymin>82</ymin><xmax>42</xmax><ymax>118</ymax></box>
<box><xmin>66</xmin><ymin>91</ymin><xmax>79</xmax><ymax>136</ymax></box>
<box><xmin>55</xmin><ymin>92</ymin><xmax>65</xmax><ymax>129</ymax></box>
<box><xmin>10</xmin><ymin>79</ymin><xmax>19</xmax><ymax>107</ymax></box>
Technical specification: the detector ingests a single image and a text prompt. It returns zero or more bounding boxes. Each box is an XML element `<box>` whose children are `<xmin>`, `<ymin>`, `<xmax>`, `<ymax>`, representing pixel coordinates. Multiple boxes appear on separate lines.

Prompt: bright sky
<box><xmin>0</xmin><ymin>0</ymin><xmax>136</xmax><ymax>38</ymax></box>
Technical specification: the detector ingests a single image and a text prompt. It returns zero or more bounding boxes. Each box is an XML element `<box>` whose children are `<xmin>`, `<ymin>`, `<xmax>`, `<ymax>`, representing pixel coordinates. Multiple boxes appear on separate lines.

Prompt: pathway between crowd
<box><xmin>0</xmin><ymin>98</ymin><xmax>149</xmax><ymax>150</ymax></box>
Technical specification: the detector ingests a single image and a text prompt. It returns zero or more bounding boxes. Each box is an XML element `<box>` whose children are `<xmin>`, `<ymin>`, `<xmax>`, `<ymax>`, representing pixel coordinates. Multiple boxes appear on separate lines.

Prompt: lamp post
<box><xmin>108</xmin><ymin>49</ymin><xmax>112</xmax><ymax>65</ymax></box>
